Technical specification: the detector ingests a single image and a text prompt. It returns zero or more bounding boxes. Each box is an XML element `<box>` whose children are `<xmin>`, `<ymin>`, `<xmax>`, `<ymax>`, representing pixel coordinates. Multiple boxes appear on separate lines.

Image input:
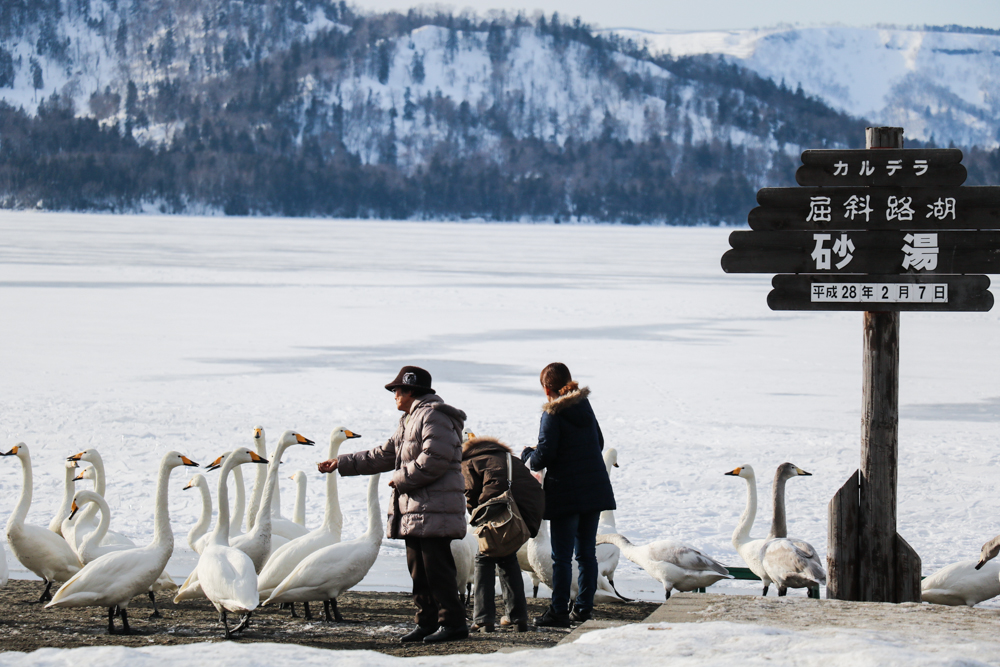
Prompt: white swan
<box><xmin>451</xmin><ymin>524</ymin><xmax>477</xmax><ymax>604</ymax></box>
<box><xmin>229</xmin><ymin>430</ymin><xmax>315</xmax><ymax>573</ymax></box>
<box><xmin>2</xmin><ymin>443</ymin><xmax>82</xmax><ymax>602</ymax></box>
<box><xmin>291</xmin><ymin>471</ymin><xmax>307</xmax><ymax>526</ymax></box>
<box><xmin>183</xmin><ymin>473</ymin><xmax>213</xmax><ymax>555</ymax></box>
<box><xmin>758</xmin><ymin>462</ymin><xmax>826</xmax><ymax>596</ymax></box>
<box><xmin>195</xmin><ymin>448</ymin><xmax>267</xmax><ymax>638</ymax></box>
<box><xmin>246</xmin><ymin>426</ymin><xmax>267</xmax><ymax>531</ymax></box>
<box><xmin>724</xmin><ymin>465</ymin><xmax>770</xmax><ymax>593</ymax></box>
<box><xmin>64</xmin><ymin>449</ymin><xmax>135</xmax><ymax>550</ymax></box>
<box><xmin>922</xmin><ymin>559</ymin><xmax>1000</xmax><ymax>606</ymax></box>
<box><xmin>596</xmin><ymin>533</ymin><xmax>731</xmax><ymax>599</ymax></box>
<box><xmin>47</xmin><ymin>460</ymin><xmax>79</xmax><ymax>536</ymax></box>
<box><xmin>46</xmin><ymin>451</ymin><xmax>198</xmax><ymax>634</ymax></box>
<box><xmin>69</xmin><ymin>489</ymin><xmax>178</xmax><ymax>615</ymax></box>
<box><xmin>267</xmin><ymin>439</ymin><xmax>309</xmax><ymax>541</ymax></box>
<box><xmin>66</xmin><ymin>465</ymin><xmax>139</xmax><ymax>561</ymax></box>
<box><xmin>257</xmin><ymin>428</ymin><xmax>358</xmax><ymax>604</ymax></box>
<box><xmin>0</xmin><ymin>531</ymin><xmax>7</xmax><ymax>588</ymax></box>
<box><xmin>525</xmin><ymin>519</ymin><xmax>626</xmax><ymax>602</ymax></box>
<box><xmin>596</xmin><ymin>448</ymin><xmax>624</xmax><ymax>598</ymax></box>
<box><xmin>263</xmin><ymin>473</ymin><xmax>383</xmax><ymax>622</ymax></box>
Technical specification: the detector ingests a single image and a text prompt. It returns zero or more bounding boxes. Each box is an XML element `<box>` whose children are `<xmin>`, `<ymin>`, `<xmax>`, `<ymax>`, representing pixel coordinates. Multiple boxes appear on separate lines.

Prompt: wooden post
<box><xmin>827</xmin><ymin>470</ymin><xmax>860</xmax><ymax>600</ymax></box>
<box><xmin>827</xmin><ymin>127</ymin><xmax>921</xmax><ymax>603</ymax></box>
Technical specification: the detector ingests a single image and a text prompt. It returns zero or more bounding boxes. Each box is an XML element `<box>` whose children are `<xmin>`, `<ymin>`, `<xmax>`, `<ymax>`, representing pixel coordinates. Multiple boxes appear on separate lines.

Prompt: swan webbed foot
<box><xmin>148</xmin><ymin>591</ymin><xmax>161</xmax><ymax>618</ymax></box>
<box><xmin>233</xmin><ymin>611</ymin><xmax>253</xmax><ymax>635</ymax></box>
<box><xmin>38</xmin><ymin>580</ymin><xmax>54</xmax><ymax>603</ymax></box>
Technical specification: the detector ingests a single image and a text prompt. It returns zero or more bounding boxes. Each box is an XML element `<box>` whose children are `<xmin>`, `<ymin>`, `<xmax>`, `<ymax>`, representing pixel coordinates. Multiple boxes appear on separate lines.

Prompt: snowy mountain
<box><xmin>611</xmin><ymin>25</ymin><xmax>1000</xmax><ymax>148</ymax></box>
<box><xmin>0</xmin><ymin>4</ymin><xmax>994</xmax><ymax>219</ymax></box>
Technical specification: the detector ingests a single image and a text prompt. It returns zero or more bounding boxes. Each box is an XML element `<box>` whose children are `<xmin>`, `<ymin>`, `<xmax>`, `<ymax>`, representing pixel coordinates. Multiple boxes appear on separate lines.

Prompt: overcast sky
<box><xmin>353</xmin><ymin>0</ymin><xmax>1000</xmax><ymax>32</ymax></box>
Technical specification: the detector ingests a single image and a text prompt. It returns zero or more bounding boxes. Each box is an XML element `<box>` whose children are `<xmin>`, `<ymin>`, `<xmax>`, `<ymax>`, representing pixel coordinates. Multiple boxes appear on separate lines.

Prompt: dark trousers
<box><xmin>404</xmin><ymin>536</ymin><xmax>467</xmax><ymax>629</ymax></box>
<box><xmin>472</xmin><ymin>550</ymin><xmax>527</xmax><ymax>626</ymax></box>
<box><xmin>549</xmin><ymin>511</ymin><xmax>601</xmax><ymax>614</ymax></box>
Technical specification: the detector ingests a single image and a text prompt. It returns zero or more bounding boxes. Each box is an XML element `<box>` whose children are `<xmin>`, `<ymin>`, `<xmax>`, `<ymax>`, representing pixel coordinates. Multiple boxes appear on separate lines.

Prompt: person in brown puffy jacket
<box><xmin>318</xmin><ymin>366</ymin><xmax>469</xmax><ymax>644</ymax></box>
<box><xmin>462</xmin><ymin>435</ymin><xmax>544</xmax><ymax>633</ymax></box>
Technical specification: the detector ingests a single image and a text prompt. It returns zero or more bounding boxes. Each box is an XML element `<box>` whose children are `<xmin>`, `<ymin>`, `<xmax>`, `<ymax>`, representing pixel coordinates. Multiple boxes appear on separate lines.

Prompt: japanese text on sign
<box><xmin>830</xmin><ymin>159</ymin><xmax>930</xmax><ymax>178</ymax></box>
<box><xmin>811</xmin><ymin>283</ymin><xmax>948</xmax><ymax>303</ymax></box>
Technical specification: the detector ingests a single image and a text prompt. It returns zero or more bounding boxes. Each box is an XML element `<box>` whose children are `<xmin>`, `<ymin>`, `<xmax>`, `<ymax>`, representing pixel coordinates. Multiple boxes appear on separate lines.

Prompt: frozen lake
<box><xmin>2</xmin><ymin>212</ymin><xmax>1000</xmax><ymax>602</ymax></box>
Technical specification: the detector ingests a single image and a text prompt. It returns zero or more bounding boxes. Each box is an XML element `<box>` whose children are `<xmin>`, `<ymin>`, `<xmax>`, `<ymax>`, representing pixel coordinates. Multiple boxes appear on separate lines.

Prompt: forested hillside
<box><xmin>0</xmin><ymin>1</ymin><xmax>996</xmax><ymax>221</ymax></box>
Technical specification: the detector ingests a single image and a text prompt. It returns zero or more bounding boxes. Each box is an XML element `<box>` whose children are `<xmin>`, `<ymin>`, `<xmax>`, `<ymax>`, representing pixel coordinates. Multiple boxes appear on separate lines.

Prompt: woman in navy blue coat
<box><xmin>522</xmin><ymin>363</ymin><xmax>615</xmax><ymax>626</ymax></box>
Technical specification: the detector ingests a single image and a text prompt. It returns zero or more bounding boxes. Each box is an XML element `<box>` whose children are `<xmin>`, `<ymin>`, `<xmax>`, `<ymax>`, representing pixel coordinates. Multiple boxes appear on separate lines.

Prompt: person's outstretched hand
<box><xmin>318</xmin><ymin>459</ymin><xmax>338</xmax><ymax>474</ymax></box>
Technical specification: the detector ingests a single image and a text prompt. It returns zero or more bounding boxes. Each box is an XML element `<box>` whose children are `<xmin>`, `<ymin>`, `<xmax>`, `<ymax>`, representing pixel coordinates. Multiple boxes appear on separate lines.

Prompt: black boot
<box><xmin>534</xmin><ymin>607</ymin><xmax>570</xmax><ymax>628</ymax></box>
<box><xmin>423</xmin><ymin>625</ymin><xmax>470</xmax><ymax>643</ymax></box>
<box><xmin>400</xmin><ymin>625</ymin><xmax>438</xmax><ymax>643</ymax></box>
<box><xmin>569</xmin><ymin>607</ymin><xmax>592</xmax><ymax>623</ymax></box>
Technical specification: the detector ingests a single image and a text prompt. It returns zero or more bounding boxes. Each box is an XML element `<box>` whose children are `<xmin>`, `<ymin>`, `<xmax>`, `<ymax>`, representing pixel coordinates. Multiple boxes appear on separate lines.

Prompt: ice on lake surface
<box><xmin>2</xmin><ymin>212</ymin><xmax>1000</xmax><ymax>604</ymax></box>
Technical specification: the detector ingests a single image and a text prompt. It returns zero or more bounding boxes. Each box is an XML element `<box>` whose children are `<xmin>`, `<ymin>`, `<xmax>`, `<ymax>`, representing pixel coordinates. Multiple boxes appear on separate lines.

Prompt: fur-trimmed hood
<box><xmin>542</xmin><ymin>386</ymin><xmax>591</xmax><ymax>415</ymax></box>
<box><xmin>462</xmin><ymin>436</ymin><xmax>513</xmax><ymax>459</ymax></box>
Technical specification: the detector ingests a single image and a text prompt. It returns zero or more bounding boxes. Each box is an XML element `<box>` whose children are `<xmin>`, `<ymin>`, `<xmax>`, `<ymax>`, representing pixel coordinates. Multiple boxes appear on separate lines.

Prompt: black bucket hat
<box><xmin>385</xmin><ymin>366</ymin><xmax>434</xmax><ymax>394</ymax></box>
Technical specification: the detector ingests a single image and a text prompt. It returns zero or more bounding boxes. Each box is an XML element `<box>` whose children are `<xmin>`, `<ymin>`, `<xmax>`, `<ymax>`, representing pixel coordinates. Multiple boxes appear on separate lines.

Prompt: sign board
<box><xmin>767</xmin><ymin>274</ymin><xmax>993</xmax><ymax>312</ymax></box>
<box><xmin>796</xmin><ymin>149</ymin><xmax>966</xmax><ymax>187</ymax></box>
<box><xmin>749</xmin><ymin>186</ymin><xmax>1000</xmax><ymax>230</ymax></box>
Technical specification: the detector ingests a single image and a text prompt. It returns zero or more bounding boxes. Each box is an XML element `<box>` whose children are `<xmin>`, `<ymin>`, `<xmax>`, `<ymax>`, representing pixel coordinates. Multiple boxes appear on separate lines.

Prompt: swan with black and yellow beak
<box><xmin>46</xmin><ymin>451</ymin><xmax>198</xmax><ymax>634</ymax></box>
<box><xmin>3</xmin><ymin>444</ymin><xmax>81</xmax><ymax>601</ymax></box>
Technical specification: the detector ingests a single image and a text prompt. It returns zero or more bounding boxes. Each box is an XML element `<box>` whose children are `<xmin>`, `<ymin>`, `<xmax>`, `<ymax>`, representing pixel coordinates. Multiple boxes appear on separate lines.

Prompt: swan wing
<box><xmin>9</xmin><ymin>523</ymin><xmax>81</xmax><ymax>583</ymax></box>
<box><xmin>266</xmin><ymin>538</ymin><xmax>378</xmax><ymax>604</ymax></box>
<box><xmin>647</xmin><ymin>540</ymin><xmax>730</xmax><ymax>576</ymax></box>
<box><xmin>271</xmin><ymin>518</ymin><xmax>309</xmax><ymax>541</ymax></box>
<box><xmin>198</xmin><ymin>546</ymin><xmax>259</xmax><ymax>612</ymax></box>
<box><xmin>922</xmin><ymin>559</ymin><xmax>1000</xmax><ymax>606</ymax></box>
<box><xmin>258</xmin><ymin>529</ymin><xmax>338</xmax><ymax>595</ymax></box>
<box><xmin>761</xmin><ymin>538</ymin><xmax>826</xmax><ymax>586</ymax></box>
<box><xmin>49</xmin><ymin>547</ymin><xmax>164</xmax><ymax>608</ymax></box>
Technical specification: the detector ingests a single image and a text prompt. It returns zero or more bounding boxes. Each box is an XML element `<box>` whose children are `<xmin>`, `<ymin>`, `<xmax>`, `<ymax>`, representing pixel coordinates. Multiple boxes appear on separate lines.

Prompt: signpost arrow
<box><xmin>796</xmin><ymin>148</ymin><xmax>966</xmax><ymax>187</ymax></box>
<box><xmin>749</xmin><ymin>186</ymin><xmax>1000</xmax><ymax>230</ymax></box>
<box><xmin>766</xmin><ymin>274</ymin><xmax>993</xmax><ymax>312</ymax></box>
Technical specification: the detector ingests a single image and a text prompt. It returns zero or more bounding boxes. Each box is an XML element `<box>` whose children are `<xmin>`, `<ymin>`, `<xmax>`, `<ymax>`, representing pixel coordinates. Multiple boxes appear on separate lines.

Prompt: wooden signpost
<box><xmin>722</xmin><ymin>127</ymin><xmax>998</xmax><ymax>603</ymax></box>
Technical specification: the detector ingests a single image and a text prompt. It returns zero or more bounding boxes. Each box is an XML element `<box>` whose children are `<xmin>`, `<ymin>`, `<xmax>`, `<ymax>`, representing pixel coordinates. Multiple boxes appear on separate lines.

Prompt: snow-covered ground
<box><xmin>2</xmin><ymin>212</ymin><xmax>1000</xmax><ymax>609</ymax></box>
<box><xmin>2</xmin><ymin>620</ymin><xmax>999</xmax><ymax>666</ymax></box>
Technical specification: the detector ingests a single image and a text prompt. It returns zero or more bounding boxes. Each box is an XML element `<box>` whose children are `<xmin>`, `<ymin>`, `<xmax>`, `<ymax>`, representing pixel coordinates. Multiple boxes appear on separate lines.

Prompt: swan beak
<box><xmin>67</xmin><ymin>452</ymin><xmax>83</xmax><ymax>461</ymax></box>
<box><xmin>69</xmin><ymin>501</ymin><xmax>79</xmax><ymax>520</ymax></box>
<box><xmin>725</xmin><ymin>467</ymin><xmax>742</xmax><ymax>476</ymax></box>
<box><xmin>976</xmin><ymin>560</ymin><xmax>986</xmax><ymax>570</ymax></box>
<box><xmin>254</xmin><ymin>428</ymin><xmax>263</xmax><ymax>439</ymax></box>
<box><xmin>250</xmin><ymin>451</ymin><xmax>270</xmax><ymax>464</ymax></box>
<box><xmin>288</xmin><ymin>475</ymin><xmax>295</xmax><ymax>481</ymax></box>
<box><xmin>465</xmin><ymin>432</ymin><xmax>475</xmax><ymax>441</ymax></box>
<box><xmin>295</xmin><ymin>434</ymin><xmax>315</xmax><ymax>446</ymax></box>
<box><xmin>346</xmin><ymin>430</ymin><xmax>361</xmax><ymax>439</ymax></box>
<box><xmin>1</xmin><ymin>446</ymin><xmax>17</xmax><ymax>456</ymax></box>
<box><xmin>180</xmin><ymin>456</ymin><xmax>199</xmax><ymax>467</ymax></box>
<box><xmin>73</xmin><ymin>472</ymin><xmax>85</xmax><ymax>481</ymax></box>
<box><xmin>796</xmin><ymin>468</ymin><xmax>812</xmax><ymax>476</ymax></box>
<box><xmin>206</xmin><ymin>456</ymin><xmax>224</xmax><ymax>471</ymax></box>
<box><xmin>183</xmin><ymin>482</ymin><xmax>193</xmax><ymax>490</ymax></box>
<box><xmin>613</xmin><ymin>462</ymin><xmax>619</xmax><ymax>468</ymax></box>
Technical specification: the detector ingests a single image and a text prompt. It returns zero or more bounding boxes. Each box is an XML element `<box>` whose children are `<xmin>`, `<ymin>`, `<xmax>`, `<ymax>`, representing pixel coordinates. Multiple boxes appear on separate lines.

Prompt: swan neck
<box><xmin>230</xmin><ymin>465</ymin><xmax>246</xmax><ymax>534</ymax></box>
<box><xmin>254</xmin><ymin>444</ymin><xmax>287</xmax><ymax>532</ymax></box>
<box><xmin>189</xmin><ymin>482</ymin><xmax>212</xmax><ymax>547</ymax></box>
<box><xmin>247</xmin><ymin>437</ymin><xmax>267</xmax><ymax>530</ymax></box>
<box><xmin>49</xmin><ymin>465</ymin><xmax>76</xmax><ymax>532</ymax></box>
<box><xmin>365</xmin><ymin>474</ymin><xmax>382</xmax><ymax>538</ymax></box>
<box><xmin>323</xmin><ymin>440</ymin><xmax>343</xmax><ymax>531</ymax></box>
<box><xmin>10</xmin><ymin>451</ymin><xmax>32</xmax><ymax>530</ymax></box>
<box><xmin>733</xmin><ymin>474</ymin><xmax>757</xmax><ymax>546</ymax></box>
<box><xmin>770</xmin><ymin>473</ymin><xmax>788</xmax><ymax>539</ymax></box>
<box><xmin>91</xmin><ymin>455</ymin><xmax>107</xmax><ymax>496</ymax></box>
<box><xmin>81</xmin><ymin>495</ymin><xmax>112</xmax><ymax>559</ymax></box>
<box><xmin>212</xmin><ymin>459</ymin><xmax>234</xmax><ymax>545</ymax></box>
<box><xmin>598</xmin><ymin>508</ymin><xmax>616</xmax><ymax>531</ymax></box>
<box><xmin>150</xmin><ymin>458</ymin><xmax>174</xmax><ymax>550</ymax></box>
<box><xmin>601</xmin><ymin>533</ymin><xmax>633</xmax><ymax>556</ymax></box>
<box><xmin>293</xmin><ymin>475</ymin><xmax>306</xmax><ymax>525</ymax></box>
